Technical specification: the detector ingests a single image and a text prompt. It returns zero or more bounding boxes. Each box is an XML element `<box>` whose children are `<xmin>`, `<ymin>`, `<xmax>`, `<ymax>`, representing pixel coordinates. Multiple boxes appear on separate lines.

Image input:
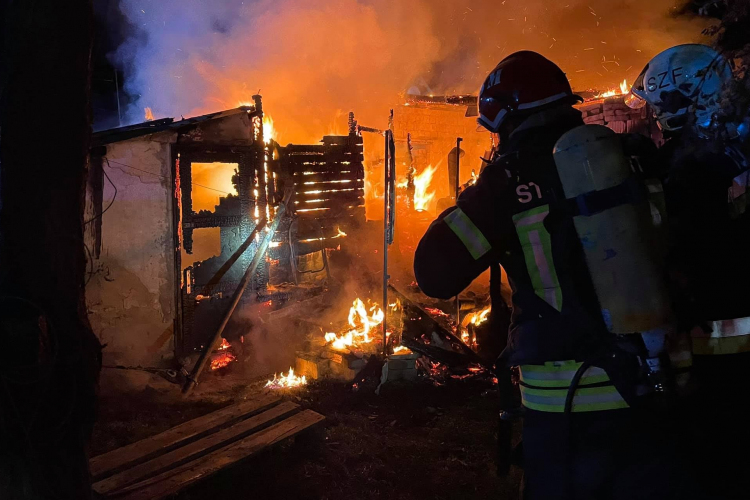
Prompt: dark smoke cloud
<box><xmin>112</xmin><ymin>0</ymin><xmax>706</xmax><ymax>143</ymax></box>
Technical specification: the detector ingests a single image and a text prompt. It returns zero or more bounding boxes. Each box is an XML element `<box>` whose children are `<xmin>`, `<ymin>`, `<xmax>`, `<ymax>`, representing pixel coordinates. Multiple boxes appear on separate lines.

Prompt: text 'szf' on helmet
<box><xmin>478</xmin><ymin>51</ymin><xmax>582</xmax><ymax>133</ymax></box>
<box><xmin>628</xmin><ymin>44</ymin><xmax>732</xmax><ymax>132</ymax></box>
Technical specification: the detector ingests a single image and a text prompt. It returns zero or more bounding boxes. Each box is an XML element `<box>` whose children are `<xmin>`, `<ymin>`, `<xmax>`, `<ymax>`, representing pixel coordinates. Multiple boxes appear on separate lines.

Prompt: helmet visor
<box><xmin>626</xmin><ymin>71</ymin><xmax>647</xmax><ymax>109</ymax></box>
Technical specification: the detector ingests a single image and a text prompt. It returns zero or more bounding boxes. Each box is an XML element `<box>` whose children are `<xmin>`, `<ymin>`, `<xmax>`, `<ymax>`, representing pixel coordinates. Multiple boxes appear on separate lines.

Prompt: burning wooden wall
<box><xmin>388</xmin><ymin>95</ymin><xmax>490</xmax><ymax>217</ymax></box>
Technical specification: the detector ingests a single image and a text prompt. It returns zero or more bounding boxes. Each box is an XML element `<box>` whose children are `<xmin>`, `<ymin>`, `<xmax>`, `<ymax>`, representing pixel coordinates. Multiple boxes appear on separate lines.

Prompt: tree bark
<box><xmin>0</xmin><ymin>1</ymin><xmax>102</xmax><ymax>498</ymax></box>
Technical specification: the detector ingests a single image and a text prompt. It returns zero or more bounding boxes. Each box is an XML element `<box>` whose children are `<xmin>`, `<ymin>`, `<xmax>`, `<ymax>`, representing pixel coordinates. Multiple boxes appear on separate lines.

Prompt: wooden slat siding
<box><xmin>295</xmin><ymin>172</ymin><xmax>363</xmax><ymax>184</ymax></box>
<box><xmin>90</xmin><ymin>394</ymin><xmax>281</xmax><ymax>480</ymax></box>
<box><xmin>294</xmin><ymin>171</ymin><xmax>364</xmax><ymax>186</ymax></box>
<box><xmin>116</xmin><ymin>410</ymin><xmax>326</xmax><ymax>500</ymax></box>
<box><xmin>93</xmin><ymin>402</ymin><xmax>300</xmax><ymax>496</ymax></box>
<box><xmin>288</xmin><ymin>161</ymin><xmax>359</xmax><ymax>173</ymax></box>
<box><xmin>297</xmin><ymin>209</ymin><xmax>365</xmax><ymax>222</ymax></box>
<box><xmin>295</xmin><ymin>191</ymin><xmax>364</xmax><ymax>204</ymax></box>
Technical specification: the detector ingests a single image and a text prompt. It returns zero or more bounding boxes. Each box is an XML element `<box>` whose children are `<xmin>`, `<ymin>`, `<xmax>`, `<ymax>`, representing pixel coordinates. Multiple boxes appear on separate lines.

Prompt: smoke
<box><xmin>113</xmin><ymin>0</ymin><xmax>706</xmax><ymax>143</ymax></box>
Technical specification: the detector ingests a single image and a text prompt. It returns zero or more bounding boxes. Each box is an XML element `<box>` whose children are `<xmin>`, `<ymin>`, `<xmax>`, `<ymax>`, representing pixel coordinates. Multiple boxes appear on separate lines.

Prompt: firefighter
<box><xmin>415</xmin><ymin>51</ymin><xmax>689</xmax><ymax>499</ymax></box>
<box><xmin>630</xmin><ymin>43</ymin><xmax>750</xmax><ymax>499</ymax></box>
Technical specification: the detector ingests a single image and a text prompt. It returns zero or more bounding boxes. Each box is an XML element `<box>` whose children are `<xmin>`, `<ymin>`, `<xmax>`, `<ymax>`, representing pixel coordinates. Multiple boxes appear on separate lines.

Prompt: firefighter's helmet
<box><xmin>478</xmin><ymin>51</ymin><xmax>581</xmax><ymax>133</ymax></box>
<box><xmin>628</xmin><ymin>44</ymin><xmax>732</xmax><ymax>132</ymax></box>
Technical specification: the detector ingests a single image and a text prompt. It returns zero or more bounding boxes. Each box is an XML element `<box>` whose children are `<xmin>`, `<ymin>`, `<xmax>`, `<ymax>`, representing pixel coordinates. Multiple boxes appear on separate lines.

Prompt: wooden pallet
<box><xmin>91</xmin><ymin>393</ymin><xmax>324</xmax><ymax>499</ymax></box>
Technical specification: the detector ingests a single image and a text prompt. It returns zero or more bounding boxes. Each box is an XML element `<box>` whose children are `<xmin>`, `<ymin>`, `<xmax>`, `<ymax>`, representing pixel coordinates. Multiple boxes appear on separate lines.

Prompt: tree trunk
<box><xmin>0</xmin><ymin>1</ymin><xmax>102</xmax><ymax>499</ymax></box>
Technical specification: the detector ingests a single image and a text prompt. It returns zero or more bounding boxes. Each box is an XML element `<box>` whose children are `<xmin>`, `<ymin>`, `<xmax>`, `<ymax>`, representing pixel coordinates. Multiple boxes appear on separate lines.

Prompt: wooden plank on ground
<box><xmin>93</xmin><ymin>401</ymin><xmax>300</xmax><ymax>496</ymax></box>
<box><xmin>90</xmin><ymin>393</ymin><xmax>281</xmax><ymax>480</ymax></box>
<box><xmin>116</xmin><ymin>410</ymin><xmax>326</xmax><ymax>500</ymax></box>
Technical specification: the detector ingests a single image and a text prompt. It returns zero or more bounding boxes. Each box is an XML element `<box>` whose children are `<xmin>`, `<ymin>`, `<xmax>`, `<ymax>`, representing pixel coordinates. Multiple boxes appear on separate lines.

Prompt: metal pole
<box><xmin>182</xmin><ymin>189</ymin><xmax>292</xmax><ymax>395</ymax></box>
<box><xmin>455</xmin><ymin>137</ymin><xmax>463</xmax><ymax>330</ymax></box>
<box><xmin>383</xmin><ymin>131</ymin><xmax>390</xmax><ymax>357</ymax></box>
<box><xmin>114</xmin><ymin>69</ymin><xmax>122</xmax><ymax>127</ymax></box>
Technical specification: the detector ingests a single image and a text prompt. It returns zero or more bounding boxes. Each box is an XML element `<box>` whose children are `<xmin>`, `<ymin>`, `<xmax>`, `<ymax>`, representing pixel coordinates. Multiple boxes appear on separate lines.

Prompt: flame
<box><xmin>324</xmin><ymin>298</ymin><xmax>385</xmax><ymax>351</ymax></box>
<box><xmin>144</xmin><ymin>107</ymin><xmax>154</xmax><ymax>121</ymax></box>
<box><xmin>265</xmin><ymin>367</ymin><xmax>307</xmax><ymax>389</ymax></box>
<box><xmin>392</xmin><ymin>345</ymin><xmax>411</xmax><ymax>354</ymax></box>
<box><xmin>218</xmin><ymin>338</ymin><xmax>231</xmax><ymax>350</ymax></box>
<box><xmin>263</xmin><ymin>115</ymin><xmax>275</xmax><ymax>145</ymax></box>
<box><xmin>459</xmin><ymin>305</ymin><xmax>490</xmax><ymax>350</ymax></box>
<box><xmin>619</xmin><ymin>78</ymin><xmax>629</xmax><ymax>95</ymax></box>
<box><xmin>413</xmin><ymin>165</ymin><xmax>437</xmax><ymax>212</ymax></box>
<box><xmin>465</xmin><ymin>305</ymin><xmax>491</xmax><ymax>326</ymax></box>
<box><xmin>596</xmin><ymin>79</ymin><xmax>629</xmax><ymax>99</ymax></box>
<box><xmin>334</xmin><ymin>227</ymin><xmax>347</xmax><ymax>238</ymax></box>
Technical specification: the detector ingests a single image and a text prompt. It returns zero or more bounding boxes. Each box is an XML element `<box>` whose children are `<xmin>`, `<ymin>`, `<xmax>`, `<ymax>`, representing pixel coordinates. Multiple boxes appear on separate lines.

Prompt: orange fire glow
<box><xmin>413</xmin><ymin>165</ymin><xmax>437</xmax><ymax>212</ymax></box>
<box><xmin>324</xmin><ymin>298</ymin><xmax>385</xmax><ymax>351</ymax></box>
<box><xmin>144</xmin><ymin>107</ymin><xmax>154</xmax><ymax>121</ymax></box>
<box><xmin>265</xmin><ymin>367</ymin><xmax>307</xmax><ymax>389</ymax></box>
<box><xmin>210</xmin><ymin>338</ymin><xmax>236</xmax><ymax>370</ymax></box>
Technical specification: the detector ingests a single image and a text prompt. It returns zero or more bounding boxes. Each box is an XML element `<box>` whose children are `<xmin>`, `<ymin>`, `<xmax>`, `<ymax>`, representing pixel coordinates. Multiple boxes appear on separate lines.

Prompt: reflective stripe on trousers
<box><xmin>692</xmin><ymin>317</ymin><xmax>750</xmax><ymax>355</ymax></box>
<box><xmin>519</xmin><ymin>360</ymin><xmax>629</xmax><ymax>413</ymax></box>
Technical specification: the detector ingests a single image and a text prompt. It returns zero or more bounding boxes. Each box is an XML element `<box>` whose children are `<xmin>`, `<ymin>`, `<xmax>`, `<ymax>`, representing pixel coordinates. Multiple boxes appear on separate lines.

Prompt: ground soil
<box><xmin>92</xmin><ymin>368</ymin><xmax>522</xmax><ymax>500</ymax></box>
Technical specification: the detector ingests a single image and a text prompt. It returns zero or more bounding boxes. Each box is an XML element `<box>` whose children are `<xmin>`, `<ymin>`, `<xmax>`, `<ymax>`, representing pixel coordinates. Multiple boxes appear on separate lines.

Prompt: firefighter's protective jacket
<box><xmin>415</xmin><ymin>106</ymin><xmax>607</xmax><ymax>366</ymax></box>
<box><xmin>659</xmin><ymin>132</ymin><xmax>750</xmax><ymax>355</ymax></box>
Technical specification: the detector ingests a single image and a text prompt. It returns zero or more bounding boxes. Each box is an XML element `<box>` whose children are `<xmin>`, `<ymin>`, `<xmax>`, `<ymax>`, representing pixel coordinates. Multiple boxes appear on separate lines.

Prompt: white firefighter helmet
<box><xmin>627</xmin><ymin>44</ymin><xmax>732</xmax><ymax>132</ymax></box>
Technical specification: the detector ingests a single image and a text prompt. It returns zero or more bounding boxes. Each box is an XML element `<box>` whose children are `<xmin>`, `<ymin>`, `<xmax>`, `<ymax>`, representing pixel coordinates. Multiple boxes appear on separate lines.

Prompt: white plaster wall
<box><xmin>86</xmin><ymin>132</ymin><xmax>178</xmax><ymax>366</ymax></box>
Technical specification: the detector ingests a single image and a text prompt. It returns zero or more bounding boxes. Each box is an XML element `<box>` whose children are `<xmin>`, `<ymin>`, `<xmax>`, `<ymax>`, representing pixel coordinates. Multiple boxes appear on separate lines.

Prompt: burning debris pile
<box><xmin>289</xmin><ymin>287</ymin><xmax>497</xmax><ymax>389</ymax></box>
<box><xmin>324</xmin><ymin>298</ymin><xmax>385</xmax><ymax>352</ymax></box>
<box><xmin>209</xmin><ymin>338</ymin><xmax>237</xmax><ymax>371</ymax></box>
<box><xmin>265</xmin><ymin>367</ymin><xmax>307</xmax><ymax>389</ymax></box>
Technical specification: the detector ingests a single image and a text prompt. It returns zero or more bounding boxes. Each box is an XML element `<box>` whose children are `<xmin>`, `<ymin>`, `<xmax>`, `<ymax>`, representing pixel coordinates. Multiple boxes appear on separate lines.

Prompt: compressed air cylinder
<box><xmin>553</xmin><ymin>125</ymin><xmax>671</xmax><ymax>334</ymax></box>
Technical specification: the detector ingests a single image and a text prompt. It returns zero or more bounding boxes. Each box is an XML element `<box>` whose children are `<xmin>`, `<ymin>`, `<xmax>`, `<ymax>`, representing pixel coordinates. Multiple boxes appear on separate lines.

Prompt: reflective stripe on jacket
<box><xmin>692</xmin><ymin>317</ymin><xmax>750</xmax><ymax>355</ymax></box>
<box><xmin>519</xmin><ymin>360</ymin><xmax>629</xmax><ymax>412</ymax></box>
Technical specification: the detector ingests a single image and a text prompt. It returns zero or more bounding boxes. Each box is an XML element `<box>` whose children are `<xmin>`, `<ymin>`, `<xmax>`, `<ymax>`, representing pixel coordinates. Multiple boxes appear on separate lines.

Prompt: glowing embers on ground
<box><xmin>596</xmin><ymin>79</ymin><xmax>629</xmax><ymax>99</ymax></box>
<box><xmin>210</xmin><ymin>338</ymin><xmax>236</xmax><ymax>370</ymax></box>
<box><xmin>265</xmin><ymin>367</ymin><xmax>307</xmax><ymax>389</ymax></box>
<box><xmin>413</xmin><ymin>165</ymin><xmax>438</xmax><ymax>212</ymax></box>
<box><xmin>324</xmin><ymin>298</ymin><xmax>385</xmax><ymax>352</ymax></box>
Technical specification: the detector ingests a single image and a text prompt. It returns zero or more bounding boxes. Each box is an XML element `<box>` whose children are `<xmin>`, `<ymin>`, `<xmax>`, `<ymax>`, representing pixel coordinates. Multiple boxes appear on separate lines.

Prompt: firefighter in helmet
<box><xmin>630</xmin><ymin>43</ymin><xmax>750</xmax><ymax>499</ymax></box>
<box><xmin>414</xmin><ymin>51</ymin><xmax>689</xmax><ymax>499</ymax></box>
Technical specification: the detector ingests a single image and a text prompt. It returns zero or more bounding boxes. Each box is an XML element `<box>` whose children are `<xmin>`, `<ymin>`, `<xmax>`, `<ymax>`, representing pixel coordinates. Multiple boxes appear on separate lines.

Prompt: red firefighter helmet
<box><xmin>478</xmin><ymin>51</ymin><xmax>581</xmax><ymax>133</ymax></box>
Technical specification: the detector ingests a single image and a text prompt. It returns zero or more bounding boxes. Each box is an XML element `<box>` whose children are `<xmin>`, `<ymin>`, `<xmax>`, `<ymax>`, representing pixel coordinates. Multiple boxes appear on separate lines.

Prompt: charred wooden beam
<box><xmin>182</xmin><ymin>189</ymin><xmax>293</xmax><ymax>395</ymax></box>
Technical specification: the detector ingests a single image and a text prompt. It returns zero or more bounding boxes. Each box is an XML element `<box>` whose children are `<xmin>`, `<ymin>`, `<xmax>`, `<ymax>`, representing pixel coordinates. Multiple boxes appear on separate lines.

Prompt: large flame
<box><xmin>596</xmin><ymin>79</ymin><xmax>629</xmax><ymax>99</ymax></box>
<box><xmin>413</xmin><ymin>165</ymin><xmax>437</xmax><ymax>212</ymax></box>
<box><xmin>265</xmin><ymin>367</ymin><xmax>307</xmax><ymax>389</ymax></box>
<box><xmin>263</xmin><ymin>115</ymin><xmax>275</xmax><ymax>145</ymax></box>
<box><xmin>325</xmin><ymin>298</ymin><xmax>384</xmax><ymax>351</ymax></box>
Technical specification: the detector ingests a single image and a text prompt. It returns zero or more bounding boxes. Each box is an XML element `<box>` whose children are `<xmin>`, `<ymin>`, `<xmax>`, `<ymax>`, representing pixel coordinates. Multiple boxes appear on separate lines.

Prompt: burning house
<box><xmin>85</xmin><ymin>97</ymin><xmax>365</xmax><ymax>368</ymax></box>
